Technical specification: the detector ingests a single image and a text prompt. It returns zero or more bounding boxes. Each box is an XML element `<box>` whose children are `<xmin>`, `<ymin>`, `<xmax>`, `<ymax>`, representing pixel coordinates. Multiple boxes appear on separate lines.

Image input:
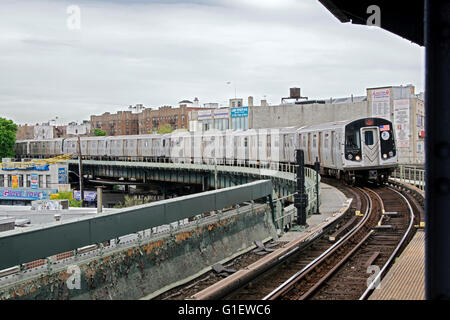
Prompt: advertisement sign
<box><xmin>197</xmin><ymin>110</ymin><xmax>212</xmax><ymax>120</ymax></box>
<box><xmin>0</xmin><ymin>188</ymin><xmax>57</xmax><ymax>200</ymax></box>
<box><xmin>213</xmin><ymin>109</ymin><xmax>229</xmax><ymax>119</ymax></box>
<box><xmin>73</xmin><ymin>190</ymin><xmax>97</xmax><ymax>202</ymax></box>
<box><xmin>57</xmin><ymin>184</ymin><xmax>71</xmax><ymax>192</ymax></box>
<box><xmin>12</xmin><ymin>175</ymin><xmax>18</xmax><ymax>189</ymax></box>
<box><xmin>58</xmin><ymin>167</ymin><xmax>67</xmax><ymax>184</ymax></box>
<box><xmin>394</xmin><ymin>99</ymin><xmax>410</xmax><ymax>148</ymax></box>
<box><xmin>31</xmin><ymin>173</ymin><xmax>39</xmax><ymax>189</ymax></box>
<box><xmin>231</xmin><ymin>107</ymin><xmax>249</xmax><ymax>118</ymax></box>
<box><xmin>372</xmin><ymin>89</ymin><xmax>391</xmax><ymax>119</ymax></box>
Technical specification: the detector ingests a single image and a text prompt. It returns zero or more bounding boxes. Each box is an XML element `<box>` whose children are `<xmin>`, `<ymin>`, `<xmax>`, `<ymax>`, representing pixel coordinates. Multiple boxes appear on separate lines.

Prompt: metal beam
<box><xmin>0</xmin><ymin>180</ymin><xmax>273</xmax><ymax>270</ymax></box>
<box><xmin>425</xmin><ymin>0</ymin><xmax>450</xmax><ymax>300</ymax></box>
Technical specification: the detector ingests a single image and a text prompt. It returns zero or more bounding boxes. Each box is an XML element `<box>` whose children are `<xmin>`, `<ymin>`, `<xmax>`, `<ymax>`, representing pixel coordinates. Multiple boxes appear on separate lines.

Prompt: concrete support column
<box><xmin>97</xmin><ymin>187</ymin><xmax>103</xmax><ymax>214</ymax></box>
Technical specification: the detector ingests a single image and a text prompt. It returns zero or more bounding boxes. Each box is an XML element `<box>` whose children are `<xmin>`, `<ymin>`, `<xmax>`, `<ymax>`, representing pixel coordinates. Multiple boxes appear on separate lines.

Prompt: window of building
<box><xmin>46</xmin><ymin>175</ymin><xmax>51</xmax><ymax>188</ymax></box>
<box><xmin>126</xmin><ymin>120</ymin><xmax>130</xmax><ymax>125</ymax></box>
<box><xmin>182</xmin><ymin>115</ymin><xmax>185</xmax><ymax>122</ymax></box>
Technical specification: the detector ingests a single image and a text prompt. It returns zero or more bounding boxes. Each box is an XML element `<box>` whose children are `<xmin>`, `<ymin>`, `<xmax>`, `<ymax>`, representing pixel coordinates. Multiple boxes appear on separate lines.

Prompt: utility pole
<box><xmin>77</xmin><ymin>135</ymin><xmax>84</xmax><ymax>207</ymax></box>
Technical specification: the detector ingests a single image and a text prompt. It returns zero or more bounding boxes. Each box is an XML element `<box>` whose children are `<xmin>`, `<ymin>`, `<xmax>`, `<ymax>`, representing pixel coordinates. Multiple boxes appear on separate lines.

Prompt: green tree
<box><xmin>0</xmin><ymin>118</ymin><xmax>18</xmax><ymax>158</ymax></box>
<box><xmin>94</xmin><ymin>128</ymin><xmax>107</xmax><ymax>136</ymax></box>
<box><xmin>157</xmin><ymin>124</ymin><xmax>173</xmax><ymax>134</ymax></box>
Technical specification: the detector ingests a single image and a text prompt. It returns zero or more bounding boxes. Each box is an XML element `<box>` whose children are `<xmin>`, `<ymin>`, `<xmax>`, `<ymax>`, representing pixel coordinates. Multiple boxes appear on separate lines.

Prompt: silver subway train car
<box><xmin>15</xmin><ymin>117</ymin><xmax>398</xmax><ymax>184</ymax></box>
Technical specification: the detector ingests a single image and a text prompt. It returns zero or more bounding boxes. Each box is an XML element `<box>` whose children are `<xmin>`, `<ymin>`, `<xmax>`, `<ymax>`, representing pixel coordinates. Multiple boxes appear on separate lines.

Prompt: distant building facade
<box><xmin>139</xmin><ymin>105</ymin><xmax>203</xmax><ymax>134</ymax></box>
<box><xmin>91</xmin><ymin>111</ymin><xmax>139</xmax><ymax>136</ymax></box>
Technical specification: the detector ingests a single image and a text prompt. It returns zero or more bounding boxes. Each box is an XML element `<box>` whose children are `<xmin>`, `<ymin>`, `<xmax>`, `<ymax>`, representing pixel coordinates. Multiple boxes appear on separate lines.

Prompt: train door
<box><xmin>307</xmin><ymin>133</ymin><xmax>312</xmax><ymax>164</ymax></box>
<box><xmin>330</xmin><ymin>131</ymin><xmax>335</xmax><ymax>166</ymax></box>
<box><xmin>318</xmin><ymin>132</ymin><xmax>322</xmax><ymax>163</ymax></box>
<box><xmin>361</xmin><ymin>127</ymin><xmax>380</xmax><ymax>166</ymax></box>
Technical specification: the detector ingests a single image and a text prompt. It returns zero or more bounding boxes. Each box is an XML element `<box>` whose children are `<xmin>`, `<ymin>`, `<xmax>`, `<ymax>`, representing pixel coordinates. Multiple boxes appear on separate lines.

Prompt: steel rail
<box><xmin>358</xmin><ymin>186</ymin><xmax>416</xmax><ymax>300</ymax></box>
<box><xmin>263</xmin><ymin>187</ymin><xmax>373</xmax><ymax>300</ymax></box>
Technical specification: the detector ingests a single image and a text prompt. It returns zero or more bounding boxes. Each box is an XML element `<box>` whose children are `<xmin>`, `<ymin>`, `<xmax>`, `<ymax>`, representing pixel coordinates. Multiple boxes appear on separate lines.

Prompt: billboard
<box><xmin>394</xmin><ymin>99</ymin><xmax>410</xmax><ymax>148</ymax></box>
<box><xmin>213</xmin><ymin>109</ymin><xmax>229</xmax><ymax>119</ymax></box>
<box><xmin>372</xmin><ymin>89</ymin><xmax>391</xmax><ymax>119</ymax></box>
<box><xmin>231</xmin><ymin>107</ymin><xmax>248</xmax><ymax>118</ymax></box>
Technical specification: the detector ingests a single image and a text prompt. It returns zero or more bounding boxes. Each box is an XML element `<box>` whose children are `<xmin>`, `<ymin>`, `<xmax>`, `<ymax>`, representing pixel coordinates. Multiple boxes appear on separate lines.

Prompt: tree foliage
<box><xmin>157</xmin><ymin>124</ymin><xmax>173</xmax><ymax>134</ymax></box>
<box><xmin>94</xmin><ymin>128</ymin><xmax>107</xmax><ymax>136</ymax></box>
<box><xmin>0</xmin><ymin>118</ymin><xmax>18</xmax><ymax>158</ymax></box>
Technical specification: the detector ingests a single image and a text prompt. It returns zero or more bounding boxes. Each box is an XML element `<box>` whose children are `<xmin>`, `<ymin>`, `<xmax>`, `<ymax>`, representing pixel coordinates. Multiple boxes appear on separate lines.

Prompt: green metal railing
<box><xmin>0</xmin><ymin>180</ymin><xmax>273</xmax><ymax>270</ymax></box>
<box><xmin>390</xmin><ymin>165</ymin><xmax>425</xmax><ymax>191</ymax></box>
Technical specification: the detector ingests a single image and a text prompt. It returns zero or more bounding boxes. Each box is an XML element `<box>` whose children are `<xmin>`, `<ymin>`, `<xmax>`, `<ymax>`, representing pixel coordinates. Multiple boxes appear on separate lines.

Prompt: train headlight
<box><xmin>389</xmin><ymin>151</ymin><xmax>394</xmax><ymax>157</ymax></box>
<box><xmin>347</xmin><ymin>153</ymin><xmax>353</xmax><ymax>160</ymax></box>
<box><xmin>355</xmin><ymin>155</ymin><xmax>361</xmax><ymax>161</ymax></box>
<box><xmin>383</xmin><ymin>154</ymin><xmax>388</xmax><ymax>159</ymax></box>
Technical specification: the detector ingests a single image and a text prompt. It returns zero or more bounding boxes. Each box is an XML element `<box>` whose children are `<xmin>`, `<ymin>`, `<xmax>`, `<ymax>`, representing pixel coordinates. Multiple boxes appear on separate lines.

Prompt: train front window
<box><xmin>364</xmin><ymin>131</ymin><xmax>374</xmax><ymax>146</ymax></box>
<box><xmin>345</xmin><ymin>131</ymin><xmax>360</xmax><ymax>149</ymax></box>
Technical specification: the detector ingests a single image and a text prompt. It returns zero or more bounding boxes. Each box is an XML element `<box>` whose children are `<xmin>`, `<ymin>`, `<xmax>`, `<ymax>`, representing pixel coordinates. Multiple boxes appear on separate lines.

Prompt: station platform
<box><xmin>369</xmin><ymin>229</ymin><xmax>425</xmax><ymax>300</ymax></box>
<box><xmin>277</xmin><ymin>183</ymin><xmax>351</xmax><ymax>242</ymax></box>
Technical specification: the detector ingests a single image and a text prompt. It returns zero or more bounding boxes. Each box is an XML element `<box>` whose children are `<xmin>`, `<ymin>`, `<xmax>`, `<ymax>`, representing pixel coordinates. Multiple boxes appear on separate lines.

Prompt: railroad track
<box><xmin>264</xmin><ymin>185</ymin><xmax>416</xmax><ymax>300</ymax></box>
<box><xmin>188</xmin><ymin>181</ymin><xmax>420</xmax><ymax>300</ymax></box>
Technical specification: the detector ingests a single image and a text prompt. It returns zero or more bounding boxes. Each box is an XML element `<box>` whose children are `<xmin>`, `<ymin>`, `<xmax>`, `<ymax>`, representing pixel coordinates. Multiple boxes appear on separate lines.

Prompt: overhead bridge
<box><xmin>0</xmin><ymin>160</ymin><xmax>320</xmax><ymax>300</ymax></box>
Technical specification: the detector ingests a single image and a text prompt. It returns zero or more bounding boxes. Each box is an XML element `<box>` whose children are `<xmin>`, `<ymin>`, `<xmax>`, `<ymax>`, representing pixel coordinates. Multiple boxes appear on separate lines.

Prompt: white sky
<box><xmin>0</xmin><ymin>0</ymin><xmax>425</xmax><ymax>125</ymax></box>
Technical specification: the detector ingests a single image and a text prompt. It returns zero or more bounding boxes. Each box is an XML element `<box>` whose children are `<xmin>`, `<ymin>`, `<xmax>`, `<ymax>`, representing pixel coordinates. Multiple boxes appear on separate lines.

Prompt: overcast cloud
<box><xmin>0</xmin><ymin>0</ymin><xmax>424</xmax><ymax>125</ymax></box>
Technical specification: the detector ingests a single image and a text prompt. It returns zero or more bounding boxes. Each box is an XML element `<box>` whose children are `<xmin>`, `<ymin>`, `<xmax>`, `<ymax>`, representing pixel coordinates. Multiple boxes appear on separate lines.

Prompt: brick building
<box><xmin>16</xmin><ymin>125</ymin><xmax>35</xmax><ymax>140</ymax></box>
<box><xmin>90</xmin><ymin>111</ymin><xmax>139</xmax><ymax>136</ymax></box>
<box><xmin>138</xmin><ymin>105</ymin><xmax>203</xmax><ymax>134</ymax></box>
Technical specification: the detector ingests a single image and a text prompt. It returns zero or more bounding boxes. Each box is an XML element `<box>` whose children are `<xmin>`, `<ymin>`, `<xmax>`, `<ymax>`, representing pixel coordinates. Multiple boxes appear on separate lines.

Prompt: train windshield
<box><xmin>345</xmin><ymin>131</ymin><xmax>361</xmax><ymax>149</ymax></box>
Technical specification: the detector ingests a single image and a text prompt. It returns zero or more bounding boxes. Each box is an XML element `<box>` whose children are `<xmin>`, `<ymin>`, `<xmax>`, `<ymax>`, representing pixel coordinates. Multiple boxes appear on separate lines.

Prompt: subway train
<box><xmin>15</xmin><ymin>117</ymin><xmax>398</xmax><ymax>184</ymax></box>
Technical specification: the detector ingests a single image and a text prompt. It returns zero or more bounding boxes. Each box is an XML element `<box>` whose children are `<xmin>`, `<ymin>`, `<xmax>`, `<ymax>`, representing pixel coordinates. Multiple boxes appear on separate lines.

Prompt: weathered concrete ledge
<box><xmin>0</xmin><ymin>204</ymin><xmax>277</xmax><ymax>300</ymax></box>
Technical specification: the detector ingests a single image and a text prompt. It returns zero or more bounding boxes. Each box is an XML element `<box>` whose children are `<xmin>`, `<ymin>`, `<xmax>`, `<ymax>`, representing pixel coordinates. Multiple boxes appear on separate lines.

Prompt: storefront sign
<box><xmin>0</xmin><ymin>188</ymin><xmax>57</xmax><ymax>200</ymax></box>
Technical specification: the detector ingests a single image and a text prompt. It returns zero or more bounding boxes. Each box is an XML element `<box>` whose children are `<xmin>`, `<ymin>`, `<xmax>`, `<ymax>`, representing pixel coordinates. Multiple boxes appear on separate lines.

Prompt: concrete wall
<box><xmin>249</xmin><ymin>101</ymin><xmax>369</xmax><ymax>129</ymax></box>
<box><xmin>0</xmin><ymin>204</ymin><xmax>276</xmax><ymax>300</ymax></box>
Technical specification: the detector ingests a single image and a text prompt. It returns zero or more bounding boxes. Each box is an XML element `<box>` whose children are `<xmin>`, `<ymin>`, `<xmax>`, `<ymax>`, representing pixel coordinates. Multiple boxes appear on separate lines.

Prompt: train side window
<box><xmin>244</xmin><ymin>137</ymin><xmax>248</xmax><ymax>147</ymax></box>
<box><xmin>364</xmin><ymin>131</ymin><xmax>374</xmax><ymax>146</ymax></box>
